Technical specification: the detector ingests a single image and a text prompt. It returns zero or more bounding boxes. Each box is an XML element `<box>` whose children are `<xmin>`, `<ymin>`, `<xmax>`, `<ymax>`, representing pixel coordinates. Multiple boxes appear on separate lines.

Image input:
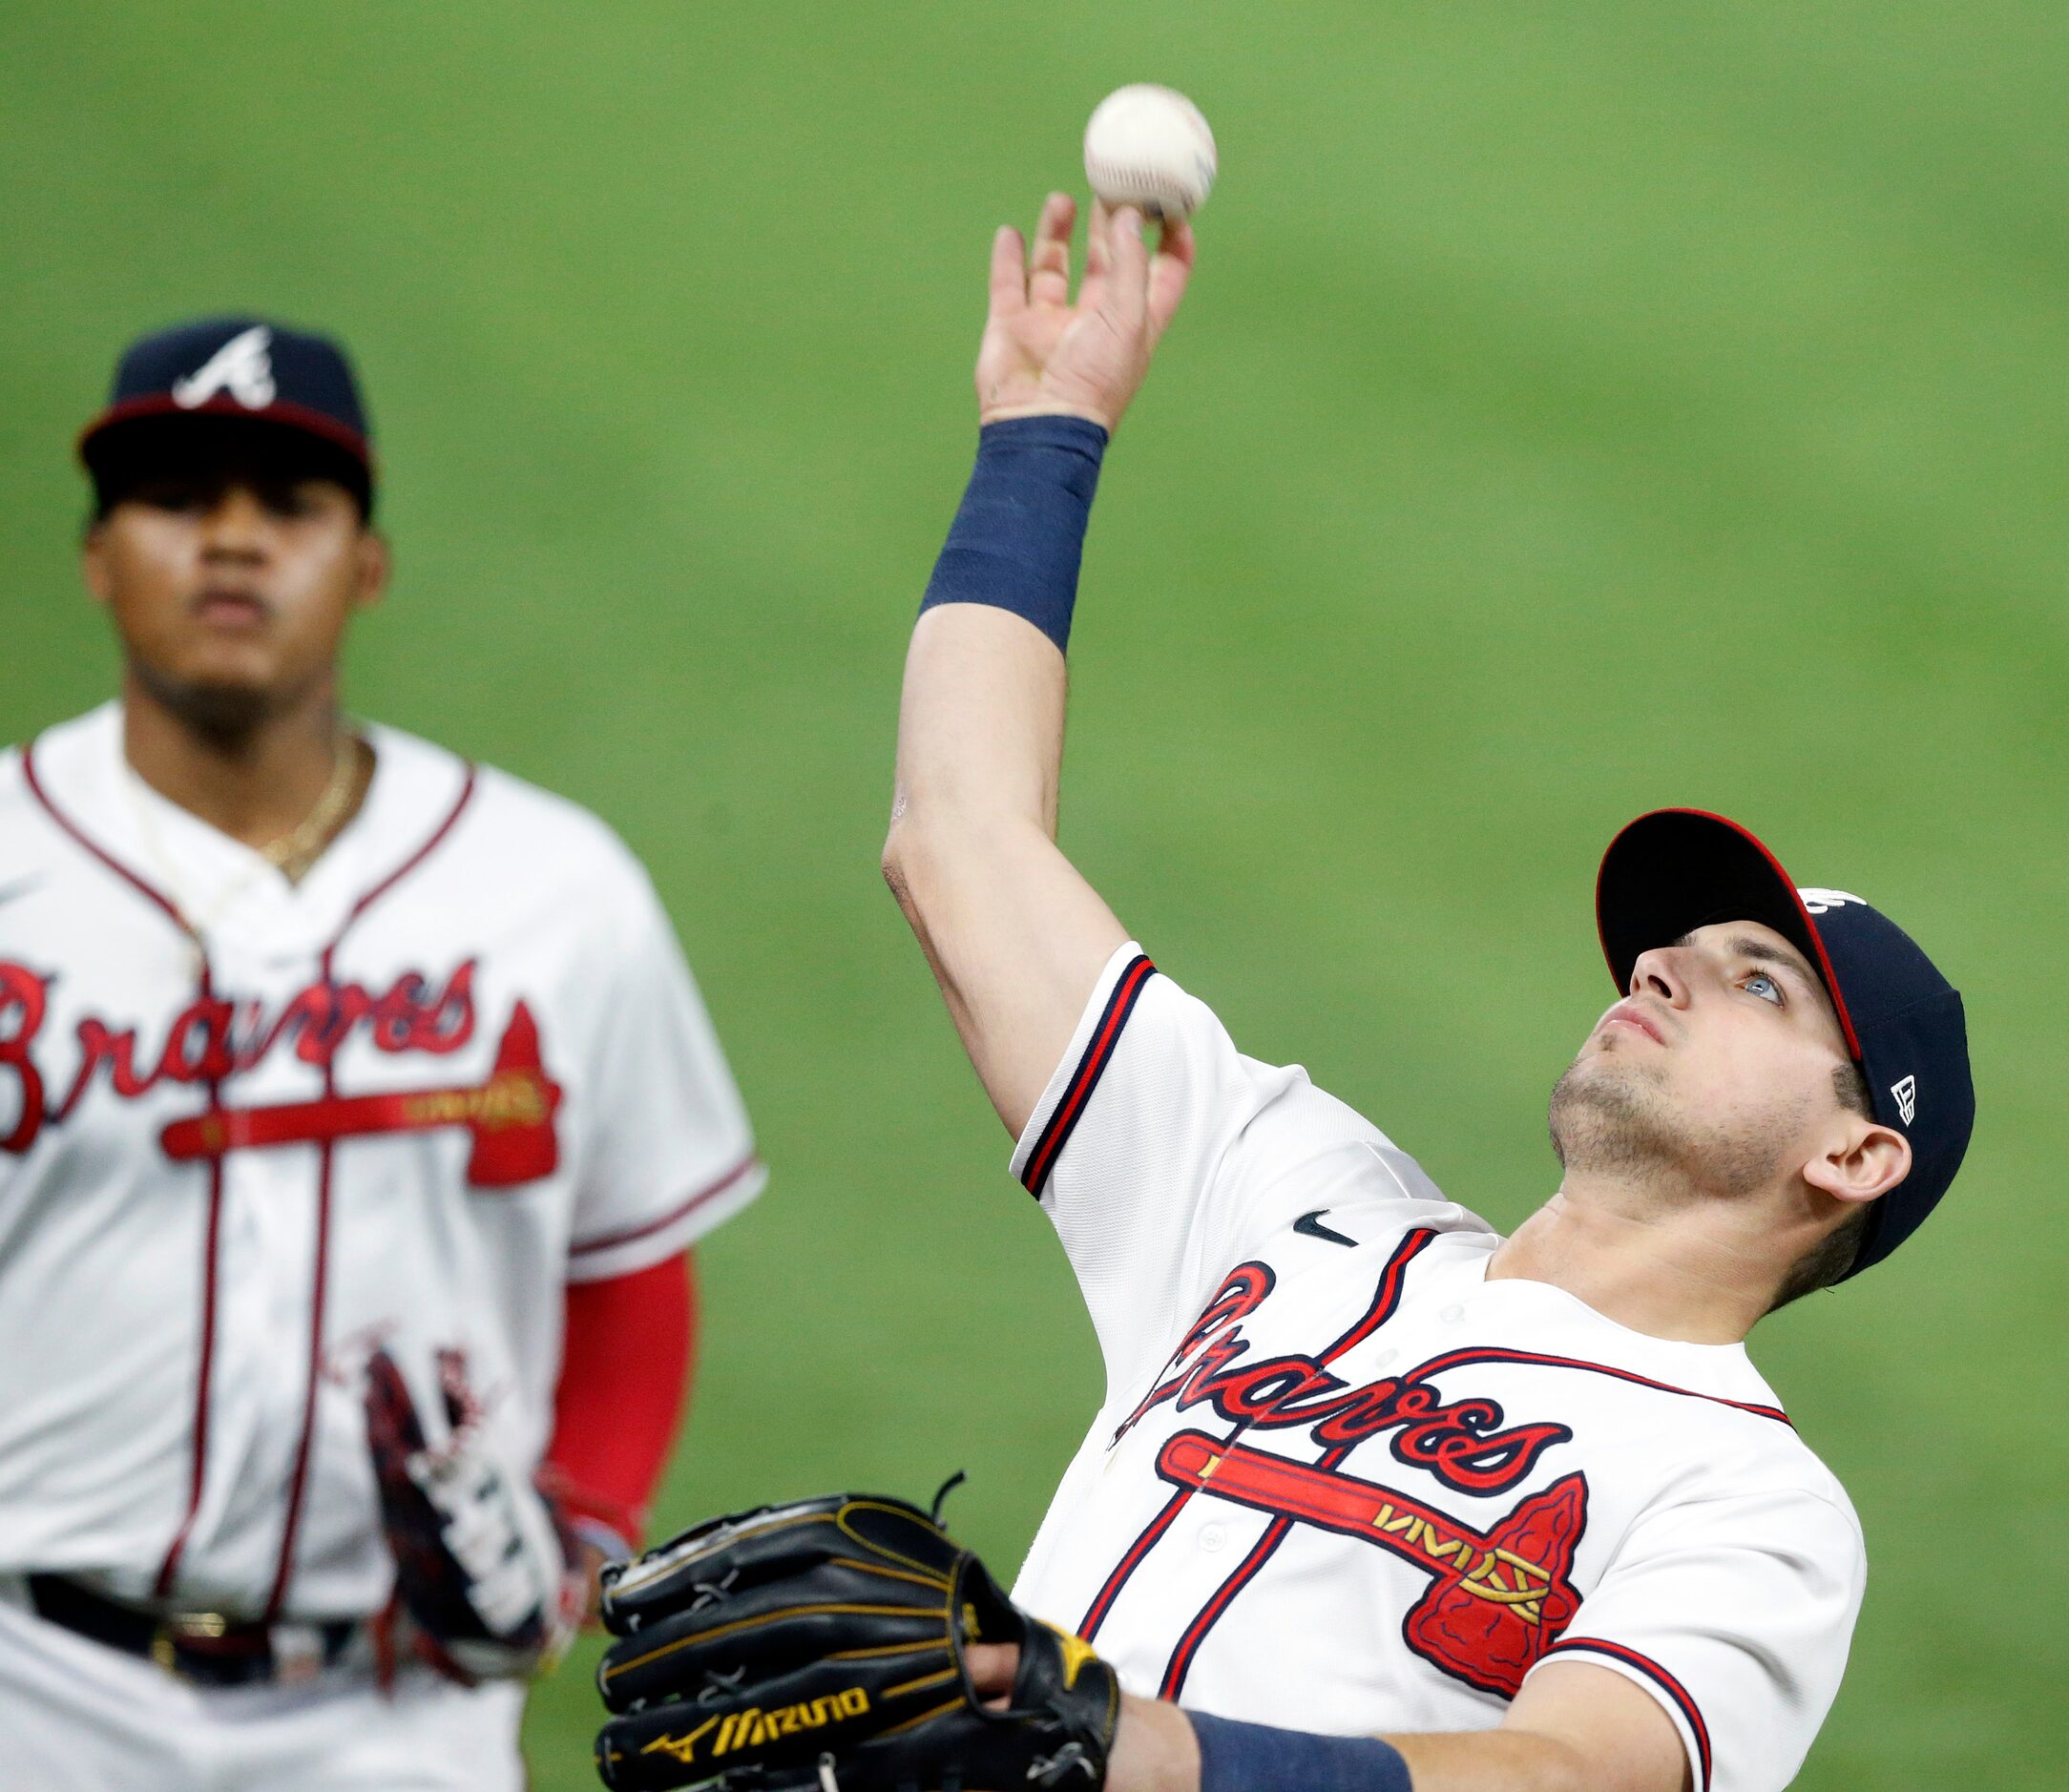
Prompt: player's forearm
<box><xmin>884</xmin><ymin>602</ymin><xmax>1116</xmax><ymax>1000</ymax></box>
<box><xmin>1384</xmin><ymin>1730</ymin><xmax>1590</xmax><ymax>1792</ymax></box>
<box><xmin>1108</xmin><ymin>1697</ymin><xmax>1652</xmax><ymax>1792</ymax></box>
<box><xmin>889</xmin><ymin>600</ymin><xmax>1067</xmax><ymax>843</ymax></box>
<box><xmin>542</xmin><ymin>1251</ymin><xmax>696</xmax><ymax>1559</ymax></box>
<box><xmin>1108</xmin><ymin>1693</ymin><xmax>1206</xmax><ymax>1792</ymax></box>
<box><xmin>888</xmin><ymin>405</ymin><xmax>1111</xmax><ymax>845</ymax></box>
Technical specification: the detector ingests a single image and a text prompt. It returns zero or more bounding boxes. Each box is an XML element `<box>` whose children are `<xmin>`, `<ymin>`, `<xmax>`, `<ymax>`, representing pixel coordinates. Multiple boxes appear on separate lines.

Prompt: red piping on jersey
<box><xmin>1162</xmin><ymin>1509</ymin><xmax>1301</xmax><ymax>1698</ymax></box>
<box><xmin>567</xmin><ymin>1152</ymin><xmax>763</xmax><ymax>1258</ymax></box>
<box><xmin>1020</xmin><ymin>953</ymin><xmax>1156</xmax><ymax>1196</ymax></box>
<box><xmin>153</xmin><ymin>1149</ymin><xmax>225</xmax><ymax>1594</ymax></box>
<box><xmin>1076</xmin><ymin>1486</ymin><xmax>1189</xmax><ymax>1642</ymax></box>
<box><xmin>1404</xmin><ymin>1345</ymin><xmax>1791</xmax><ymax>1427</ymax></box>
<box><xmin>327</xmin><ymin>769</ymin><xmax>477</xmax><ymax>939</ymax></box>
<box><xmin>266</xmin><ymin>766</ymin><xmax>477</xmax><ymax>1618</ymax></box>
<box><xmin>1077</xmin><ymin>1228</ymin><xmax>1437</xmax><ymax>1642</ymax></box>
<box><xmin>1543</xmin><ymin>1638</ymin><xmax>1711</xmax><ymax>1791</ymax></box>
<box><xmin>1158</xmin><ymin>1439</ymin><xmax>1355</xmax><ymax>1699</ymax></box>
<box><xmin>264</xmin><ymin>1136</ymin><xmax>336</xmax><ymax>1618</ymax></box>
<box><xmin>21</xmin><ymin>743</ymin><xmax>190</xmax><ymax>931</ymax></box>
<box><xmin>21</xmin><ymin>742</ymin><xmax>231</xmax><ymax>1597</ymax></box>
<box><xmin>1314</xmin><ymin>1235</ymin><xmax>1437</xmax><ymax>1369</ymax></box>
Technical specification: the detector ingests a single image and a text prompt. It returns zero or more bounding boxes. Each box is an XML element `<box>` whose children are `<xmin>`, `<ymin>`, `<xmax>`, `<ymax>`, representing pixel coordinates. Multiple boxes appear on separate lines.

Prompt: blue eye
<box><xmin>1744</xmin><ymin>971</ymin><xmax>1784</xmax><ymax>1006</ymax></box>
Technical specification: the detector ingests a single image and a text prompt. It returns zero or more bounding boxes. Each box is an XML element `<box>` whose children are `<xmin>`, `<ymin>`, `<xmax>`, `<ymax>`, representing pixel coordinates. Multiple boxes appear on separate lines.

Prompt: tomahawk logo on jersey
<box><xmin>0</xmin><ymin>704</ymin><xmax>764</xmax><ymax>1621</ymax></box>
<box><xmin>1007</xmin><ymin>945</ymin><xmax>1865</xmax><ymax>1792</ymax></box>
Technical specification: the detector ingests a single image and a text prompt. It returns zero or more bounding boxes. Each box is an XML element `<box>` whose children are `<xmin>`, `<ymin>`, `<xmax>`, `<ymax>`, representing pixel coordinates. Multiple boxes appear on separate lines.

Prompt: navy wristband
<box><xmin>1189</xmin><ymin>1712</ymin><xmax>1413</xmax><ymax>1792</ymax></box>
<box><xmin>919</xmin><ymin>414</ymin><xmax>1109</xmax><ymax>654</ymax></box>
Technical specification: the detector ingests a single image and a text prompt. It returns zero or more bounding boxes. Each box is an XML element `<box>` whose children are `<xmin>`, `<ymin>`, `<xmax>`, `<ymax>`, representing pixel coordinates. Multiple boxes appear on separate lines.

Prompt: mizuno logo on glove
<box><xmin>641</xmin><ymin>1691</ymin><xmax>874</xmax><ymax>1767</ymax></box>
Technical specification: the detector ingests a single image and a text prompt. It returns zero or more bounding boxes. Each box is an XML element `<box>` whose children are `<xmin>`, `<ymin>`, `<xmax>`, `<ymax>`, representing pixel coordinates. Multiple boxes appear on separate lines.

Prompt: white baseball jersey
<box><xmin>0</xmin><ymin>702</ymin><xmax>763</xmax><ymax>1622</ymax></box>
<box><xmin>1009</xmin><ymin>944</ymin><xmax>1866</xmax><ymax>1792</ymax></box>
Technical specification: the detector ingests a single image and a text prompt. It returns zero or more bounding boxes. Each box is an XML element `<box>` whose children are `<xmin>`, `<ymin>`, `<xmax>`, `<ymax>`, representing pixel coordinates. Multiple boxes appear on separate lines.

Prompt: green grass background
<box><xmin>3</xmin><ymin>4</ymin><xmax>2062</xmax><ymax>1784</ymax></box>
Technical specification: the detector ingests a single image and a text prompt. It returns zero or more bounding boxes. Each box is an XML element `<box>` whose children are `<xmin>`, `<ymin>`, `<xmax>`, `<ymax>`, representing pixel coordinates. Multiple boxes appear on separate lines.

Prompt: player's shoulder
<box><xmin>1654</xmin><ymin>1413</ymin><xmax>1866</xmax><ymax>1566</ymax></box>
<box><xmin>0</xmin><ymin>704</ymin><xmax>114</xmax><ymax>865</ymax></box>
<box><xmin>1722</xmin><ymin>1369</ymin><xmax>1864</xmax><ymax>1541</ymax></box>
<box><xmin>367</xmin><ymin>724</ymin><xmax>658</xmax><ymax>911</ymax></box>
<box><xmin>1692</xmin><ymin>1385</ymin><xmax>1859</xmax><ymax>1528</ymax></box>
<box><xmin>1625</xmin><ymin>1344</ymin><xmax>1863</xmax><ymax>1543</ymax></box>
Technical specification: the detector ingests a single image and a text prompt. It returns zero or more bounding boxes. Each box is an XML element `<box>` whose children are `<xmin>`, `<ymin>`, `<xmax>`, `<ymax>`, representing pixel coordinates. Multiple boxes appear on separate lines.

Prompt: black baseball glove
<box><xmin>594</xmin><ymin>1490</ymin><xmax>1121</xmax><ymax>1792</ymax></box>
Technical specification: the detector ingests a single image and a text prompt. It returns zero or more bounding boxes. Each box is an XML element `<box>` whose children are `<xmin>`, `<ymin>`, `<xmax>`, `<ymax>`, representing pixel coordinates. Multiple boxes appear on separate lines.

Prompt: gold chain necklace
<box><xmin>123</xmin><ymin>735</ymin><xmax>366</xmax><ymax>942</ymax></box>
<box><xmin>262</xmin><ymin>739</ymin><xmax>363</xmax><ymax>884</ymax></box>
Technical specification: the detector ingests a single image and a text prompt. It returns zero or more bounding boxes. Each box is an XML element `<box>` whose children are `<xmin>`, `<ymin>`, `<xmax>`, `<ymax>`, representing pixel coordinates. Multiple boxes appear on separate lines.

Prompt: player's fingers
<box><xmin>1101</xmin><ymin>205</ymin><xmax>1150</xmax><ymax>330</ymax></box>
<box><xmin>1083</xmin><ymin>198</ymin><xmax>1114</xmax><ymax>274</ymax></box>
<box><xmin>988</xmin><ymin>225</ymin><xmax>1029</xmax><ymax>320</ymax></box>
<box><xmin>966</xmin><ymin>1641</ymin><xmax>1019</xmax><ymax>1703</ymax></box>
<box><xmin>1028</xmin><ymin>191</ymin><xmax>1076</xmax><ymax>308</ymax></box>
<box><xmin>1077</xmin><ymin>198</ymin><xmax>1114</xmax><ymax>315</ymax></box>
<box><xmin>1146</xmin><ymin>217</ymin><xmax>1197</xmax><ymax>343</ymax></box>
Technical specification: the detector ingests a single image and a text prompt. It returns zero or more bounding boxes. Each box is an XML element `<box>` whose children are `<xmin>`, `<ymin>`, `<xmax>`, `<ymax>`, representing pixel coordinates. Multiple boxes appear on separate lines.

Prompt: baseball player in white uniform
<box><xmin>869</xmin><ymin>196</ymin><xmax>1976</xmax><ymax>1792</ymax></box>
<box><xmin>0</xmin><ymin>318</ymin><xmax>764</xmax><ymax>1789</ymax></box>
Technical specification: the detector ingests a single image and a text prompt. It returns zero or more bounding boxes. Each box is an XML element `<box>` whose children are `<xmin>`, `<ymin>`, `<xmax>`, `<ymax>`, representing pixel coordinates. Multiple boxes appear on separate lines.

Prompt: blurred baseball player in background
<box><xmin>584</xmin><ymin>196</ymin><xmax>1973</xmax><ymax>1792</ymax></box>
<box><xmin>0</xmin><ymin>318</ymin><xmax>765</xmax><ymax>1788</ymax></box>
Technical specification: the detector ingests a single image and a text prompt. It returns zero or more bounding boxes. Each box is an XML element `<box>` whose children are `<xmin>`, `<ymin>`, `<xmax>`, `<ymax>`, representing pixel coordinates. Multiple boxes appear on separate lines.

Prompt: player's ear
<box><xmin>352</xmin><ymin>527</ymin><xmax>391</xmax><ymax>610</ymax></box>
<box><xmin>1803</xmin><ymin>1117</ymin><xmax>1911</xmax><ymax>1207</ymax></box>
<box><xmin>80</xmin><ymin>518</ymin><xmax>115</xmax><ymax>609</ymax></box>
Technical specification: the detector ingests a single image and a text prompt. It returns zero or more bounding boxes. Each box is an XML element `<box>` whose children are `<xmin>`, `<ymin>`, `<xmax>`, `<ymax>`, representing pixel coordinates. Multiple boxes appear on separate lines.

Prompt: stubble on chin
<box><xmin>129</xmin><ymin>656</ymin><xmax>280</xmax><ymax>751</ymax></box>
<box><xmin>1547</xmin><ymin>1053</ymin><xmax>1676</xmax><ymax>1176</ymax></box>
<box><xmin>1546</xmin><ymin>1052</ymin><xmax>1785</xmax><ymax>1199</ymax></box>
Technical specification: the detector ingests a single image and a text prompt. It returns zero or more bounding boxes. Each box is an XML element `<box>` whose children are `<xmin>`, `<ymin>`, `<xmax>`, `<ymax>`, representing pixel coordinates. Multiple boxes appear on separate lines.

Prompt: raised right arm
<box><xmin>882</xmin><ymin>194</ymin><xmax>1194</xmax><ymax>1136</ymax></box>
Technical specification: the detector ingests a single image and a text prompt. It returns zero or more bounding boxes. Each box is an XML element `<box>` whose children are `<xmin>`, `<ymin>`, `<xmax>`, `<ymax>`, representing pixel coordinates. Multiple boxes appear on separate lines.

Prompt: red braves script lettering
<box><xmin>0</xmin><ymin>960</ymin><xmax>476</xmax><ymax>1155</ymax></box>
<box><xmin>1116</xmin><ymin>1263</ymin><xmax>1571</xmax><ymax>1497</ymax></box>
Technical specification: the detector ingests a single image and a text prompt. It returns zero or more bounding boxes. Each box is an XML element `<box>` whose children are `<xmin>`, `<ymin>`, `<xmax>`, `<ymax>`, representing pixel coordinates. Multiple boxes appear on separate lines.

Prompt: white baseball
<box><xmin>1082</xmin><ymin>84</ymin><xmax>1216</xmax><ymax>220</ymax></box>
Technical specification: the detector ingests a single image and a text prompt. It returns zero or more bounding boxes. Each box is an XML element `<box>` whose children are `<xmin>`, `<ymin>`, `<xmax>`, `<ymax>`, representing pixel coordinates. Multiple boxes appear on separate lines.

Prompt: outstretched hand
<box><xmin>976</xmin><ymin>192</ymin><xmax>1196</xmax><ymax>433</ymax></box>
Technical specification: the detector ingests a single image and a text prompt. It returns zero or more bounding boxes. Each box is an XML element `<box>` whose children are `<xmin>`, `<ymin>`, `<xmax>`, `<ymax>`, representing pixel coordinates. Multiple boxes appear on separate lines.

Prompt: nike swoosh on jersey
<box><xmin>1294</xmin><ymin>1209</ymin><xmax>1357</xmax><ymax>1247</ymax></box>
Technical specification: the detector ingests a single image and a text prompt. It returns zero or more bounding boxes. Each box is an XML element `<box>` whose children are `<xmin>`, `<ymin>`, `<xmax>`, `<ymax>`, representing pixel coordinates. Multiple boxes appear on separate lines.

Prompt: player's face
<box><xmin>1549</xmin><ymin>920</ymin><xmax>1856</xmax><ymax>1198</ymax></box>
<box><xmin>82</xmin><ymin>453</ymin><xmax>387</xmax><ymax>735</ymax></box>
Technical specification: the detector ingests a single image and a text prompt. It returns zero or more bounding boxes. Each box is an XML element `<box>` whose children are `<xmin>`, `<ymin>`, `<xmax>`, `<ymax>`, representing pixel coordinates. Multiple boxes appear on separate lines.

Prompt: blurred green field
<box><xmin>3</xmin><ymin>4</ymin><xmax>2063</xmax><ymax>1785</ymax></box>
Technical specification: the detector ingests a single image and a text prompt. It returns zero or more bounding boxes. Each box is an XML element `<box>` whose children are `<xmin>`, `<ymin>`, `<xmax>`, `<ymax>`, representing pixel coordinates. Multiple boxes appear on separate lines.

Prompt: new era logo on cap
<box><xmin>171</xmin><ymin>324</ymin><xmax>277</xmax><ymax>411</ymax></box>
<box><xmin>1891</xmin><ymin>1075</ymin><xmax>1918</xmax><ymax>1125</ymax></box>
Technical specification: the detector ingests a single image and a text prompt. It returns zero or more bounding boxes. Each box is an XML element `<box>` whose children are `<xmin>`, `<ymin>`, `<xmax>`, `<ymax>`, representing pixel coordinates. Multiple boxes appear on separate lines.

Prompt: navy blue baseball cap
<box><xmin>78</xmin><ymin>317</ymin><xmax>375</xmax><ymax>513</ymax></box>
<box><xmin>1596</xmin><ymin>808</ymin><xmax>1973</xmax><ymax>1279</ymax></box>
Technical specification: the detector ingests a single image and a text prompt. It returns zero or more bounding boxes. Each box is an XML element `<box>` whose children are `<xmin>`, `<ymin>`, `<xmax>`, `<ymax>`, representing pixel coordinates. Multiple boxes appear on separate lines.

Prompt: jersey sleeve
<box><xmin>1010</xmin><ymin>943</ymin><xmax>1473</xmax><ymax>1401</ymax></box>
<box><xmin>1531</xmin><ymin>1486</ymin><xmax>1867</xmax><ymax>1792</ymax></box>
<box><xmin>564</xmin><ymin>868</ymin><xmax>763</xmax><ymax>1282</ymax></box>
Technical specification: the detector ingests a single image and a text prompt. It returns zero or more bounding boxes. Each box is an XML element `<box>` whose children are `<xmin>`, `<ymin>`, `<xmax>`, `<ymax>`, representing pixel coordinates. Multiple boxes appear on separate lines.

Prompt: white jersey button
<box><xmin>1439</xmin><ymin>1303</ymin><xmax>1466</xmax><ymax>1323</ymax></box>
<box><xmin>1199</xmin><ymin>1524</ymin><xmax>1227</xmax><ymax>1553</ymax></box>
